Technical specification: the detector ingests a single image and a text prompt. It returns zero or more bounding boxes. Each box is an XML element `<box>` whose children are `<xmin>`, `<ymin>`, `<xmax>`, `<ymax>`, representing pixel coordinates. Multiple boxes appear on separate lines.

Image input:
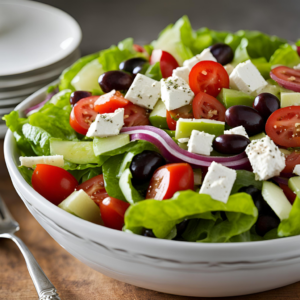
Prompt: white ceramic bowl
<box><xmin>4</xmin><ymin>84</ymin><xmax>300</xmax><ymax>297</ymax></box>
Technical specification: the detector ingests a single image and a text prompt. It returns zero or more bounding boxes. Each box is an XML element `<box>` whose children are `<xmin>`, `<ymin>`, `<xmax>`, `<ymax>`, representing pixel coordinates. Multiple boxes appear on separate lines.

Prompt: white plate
<box><xmin>0</xmin><ymin>124</ymin><xmax>7</xmax><ymax>139</ymax></box>
<box><xmin>0</xmin><ymin>48</ymin><xmax>80</xmax><ymax>89</ymax></box>
<box><xmin>0</xmin><ymin>106</ymin><xmax>14</xmax><ymax>115</ymax></box>
<box><xmin>0</xmin><ymin>96</ymin><xmax>27</xmax><ymax>107</ymax></box>
<box><xmin>0</xmin><ymin>0</ymin><xmax>81</xmax><ymax>76</ymax></box>
<box><xmin>0</xmin><ymin>83</ymin><xmax>49</xmax><ymax>99</ymax></box>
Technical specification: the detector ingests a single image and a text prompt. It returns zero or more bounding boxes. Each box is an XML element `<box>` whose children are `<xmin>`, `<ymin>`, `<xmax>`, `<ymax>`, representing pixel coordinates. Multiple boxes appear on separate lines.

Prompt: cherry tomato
<box><xmin>76</xmin><ymin>175</ymin><xmax>108</xmax><ymax>206</ymax></box>
<box><xmin>282</xmin><ymin>152</ymin><xmax>300</xmax><ymax>173</ymax></box>
<box><xmin>166</xmin><ymin>104</ymin><xmax>193</xmax><ymax>130</ymax></box>
<box><xmin>32</xmin><ymin>164</ymin><xmax>78</xmax><ymax>205</ymax></box>
<box><xmin>124</xmin><ymin>102</ymin><xmax>150</xmax><ymax>127</ymax></box>
<box><xmin>270</xmin><ymin>66</ymin><xmax>300</xmax><ymax>93</ymax></box>
<box><xmin>189</xmin><ymin>61</ymin><xmax>229</xmax><ymax>97</ymax></box>
<box><xmin>150</xmin><ymin>50</ymin><xmax>179</xmax><ymax>78</ymax></box>
<box><xmin>94</xmin><ymin>91</ymin><xmax>129</xmax><ymax>114</ymax></box>
<box><xmin>133</xmin><ymin>44</ymin><xmax>149</xmax><ymax>58</ymax></box>
<box><xmin>146</xmin><ymin>163</ymin><xmax>194</xmax><ymax>200</ymax></box>
<box><xmin>279</xmin><ymin>183</ymin><xmax>296</xmax><ymax>204</ymax></box>
<box><xmin>69</xmin><ymin>96</ymin><xmax>98</xmax><ymax>135</ymax></box>
<box><xmin>266</xmin><ymin>106</ymin><xmax>300</xmax><ymax>148</ymax></box>
<box><xmin>192</xmin><ymin>91</ymin><xmax>226</xmax><ymax>121</ymax></box>
<box><xmin>99</xmin><ymin>197</ymin><xmax>130</xmax><ymax>230</ymax></box>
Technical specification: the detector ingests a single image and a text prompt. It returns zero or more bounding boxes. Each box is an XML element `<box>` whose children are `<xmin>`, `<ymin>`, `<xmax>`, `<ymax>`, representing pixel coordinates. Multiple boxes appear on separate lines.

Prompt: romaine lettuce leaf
<box><xmin>269</xmin><ymin>43</ymin><xmax>300</xmax><ymax>67</ymax></box>
<box><xmin>231</xmin><ymin>170</ymin><xmax>263</xmax><ymax>194</ymax></box>
<box><xmin>124</xmin><ymin>191</ymin><xmax>258</xmax><ymax>241</ymax></box>
<box><xmin>145</xmin><ymin>62</ymin><xmax>163</xmax><ymax>81</ymax></box>
<box><xmin>18</xmin><ymin>166</ymin><xmax>33</xmax><ymax>186</ymax></box>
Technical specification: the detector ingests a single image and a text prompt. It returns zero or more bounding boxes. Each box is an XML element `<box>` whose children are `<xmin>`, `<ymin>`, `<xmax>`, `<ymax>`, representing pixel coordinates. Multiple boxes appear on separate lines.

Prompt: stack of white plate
<box><xmin>0</xmin><ymin>0</ymin><xmax>82</xmax><ymax>138</ymax></box>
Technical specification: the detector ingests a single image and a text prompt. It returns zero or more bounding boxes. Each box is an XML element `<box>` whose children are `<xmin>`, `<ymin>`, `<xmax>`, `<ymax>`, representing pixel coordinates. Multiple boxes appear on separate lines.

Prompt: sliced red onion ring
<box><xmin>273</xmin><ymin>176</ymin><xmax>289</xmax><ymax>186</ymax></box>
<box><xmin>121</xmin><ymin>126</ymin><xmax>250</xmax><ymax>169</ymax></box>
<box><xmin>280</xmin><ymin>172</ymin><xmax>294</xmax><ymax>179</ymax></box>
<box><xmin>270</xmin><ymin>67</ymin><xmax>300</xmax><ymax>93</ymax></box>
<box><xmin>25</xmin><ymin>88</ymin><xmax>58</xmax><ymax>116</ymax></box>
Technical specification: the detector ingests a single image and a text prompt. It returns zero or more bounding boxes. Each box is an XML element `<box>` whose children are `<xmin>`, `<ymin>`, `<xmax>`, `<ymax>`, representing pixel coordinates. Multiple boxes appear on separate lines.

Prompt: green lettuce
<box><xmin>18</xmin><ymin>166</ymin><xmax>33</xmax><ymax>186</ymax></box>
<box><xmin>145</xmin><ymin>62</ymin><xmax>163</xmax><ymax>81</ymax></box>
<box><xmin>269</xmin><ymin>44</ymin><xmax>300</xmax><ymax>67</ymax></box>
<box><xmin>125</xmin><ymin>191</ymin><xmax>258</xmax><ymax>241</ymax></box>
<box><xmin>231</xmin><ymin>170</ymin><xmax>263</xmax><ymax>194</ymax></box>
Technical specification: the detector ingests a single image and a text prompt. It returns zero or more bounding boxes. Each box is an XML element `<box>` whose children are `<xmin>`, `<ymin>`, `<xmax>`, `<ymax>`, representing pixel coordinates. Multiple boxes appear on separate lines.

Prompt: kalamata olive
<box><xmin>253</xmin><ymin>93</ymin><xmax>280</xmax><ymax>120</ymax></box>
<box><xmin>119</xmin><ymin>57</ymin><xmax>147</xmax><ymax>74</ymax></box>
<box><xmin>142</xmin><ymin>228</ymin><xmax>156</xmax><ymax>238</ymax></box>
<box><xmin>175</xmin><ymin>220</ymin><xmax>189</xmax><ymax>237</ymax></box>
<box><xmin>130</xmin><ymin>150</ymin><xmax>165</xmax><ymax>184</ymax></box>
<box><xmin>70</xmin><ymin>91</ymin><xmax>92</xmax><ymax>107</ymax></box>
<box><xmin>98</xmin><ymin>71</ymin><xmax>133</xmax><ymax>93</ymax></box>
<box><xmin>225</xmin><ymin>105</ymin><xmax>265</xmax><ymax>136</ymax></box>
<box><xmin>210</xmin><ymin>43</ymin><xmax>234</xmax><ymax>65</ymax></box>
<box><xmin>213</xmin><ymin>134</ymin><xmax>250</xmax><ymax>154</ymax></box>
<box><xmin>255</xmin><ymin>215</ymin><xmax>280</xmax><ymax>236</ymax></box>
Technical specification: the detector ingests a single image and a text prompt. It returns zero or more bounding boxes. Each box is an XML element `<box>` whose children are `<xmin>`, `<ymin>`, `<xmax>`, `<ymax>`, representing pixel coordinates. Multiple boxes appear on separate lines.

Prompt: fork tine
<box><xmin>0</xmin><ymin>196</ymin><xmax>15</xmax><ymax>222</ymax></box>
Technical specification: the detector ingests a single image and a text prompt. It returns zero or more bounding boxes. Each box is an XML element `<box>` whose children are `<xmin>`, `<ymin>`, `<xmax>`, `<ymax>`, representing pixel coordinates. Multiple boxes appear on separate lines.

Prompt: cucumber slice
<box><xmin>262</xmin><ymin>181</ymin><xmax>292</xmax><ymax>220</ymax></box>
<box><xmin>193</xmin><ymin>169</ymin><xmax>202</xmax><ymax>185</ymax></box>
<box><xmin>59</xmin><ymin>190</ymin><xmax>103</xmax><ymax>225</ymax></box>
<box><xmin>217</xmin><ymin>88</ymin><xmax>255</xmax><ymax>108</ymax></box>
<box><xmin>252</xmin><ymin>84</ymin><xmax>280</xmax><ymax>98</ymax></box>
<box><xmin>175</xmin><ymin>119</ymin><xmax>224</xmax><ymax>139</ymax></box>
<box><xmin>280</xmin><ymin>92</ymin><xmax>300</xmax><ymax>108</ymax></box>
<box><xmin>50</xmin><ymin>89</ymin><xmax>72</xmax><ymax>105</ymax></box>
<box><xmin>288</xmin><ymin>176</ymin><xmax>300</xmax><ymax>197</ymax></box>
<box><xmin>50</xmin><ymin>139</ymin><xmax>99</xmax><ymax>164</ymax></box>
<box><xmin>71</xmin><ymin>59</ymin><xmax>104</xmax><ymax>93</ymax></box>
<box><xmin>279</xmin><ymin>148</ymin><xmax>292</xmax><ymax>156</ymax></box>
<box><xmin>149</xmin><ymin>99</ymin><xmax>168</xmax><ymax>129</ymax></box>
<box><xmin>93</xmin><ymin>134</ymin><xmax>130</xmax><ymax>156</ymax></box>
<box><xmin>249</xmin><ymin>132</ymin><xmax>266</xmax><ymax>141</ymax></box>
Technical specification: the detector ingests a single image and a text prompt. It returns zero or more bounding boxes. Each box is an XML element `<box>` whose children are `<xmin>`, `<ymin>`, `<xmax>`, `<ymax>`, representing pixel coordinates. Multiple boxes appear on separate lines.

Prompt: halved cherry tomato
<box><xmin>99</xmin><ymin>197</ymin><xmax>130</xmax><ymax>230</ymax></box>
<box><xmin>189</xmin><ymin>61</ymin><xmax>229</xmax><ymax>97</ymax></box>
<box><xmin>76</xmin><ymin>175</ymin><xmax>108</xmax><ymax>206</ymax></box>
<box><xmin>32</xmin><ymin>164</ymin><xmax>78</xmax><ymax>205</ymax></box>
<box><xmin>266</xmin><ymin>106</ymin><xmax>300</xmax><ymax>148</ymax></box>
<box><xmin>150</xmin><ymin>50</ymin><xmax>179</xmax><ymax>78</ymax></box>
<box><xmin>133</xmin><ymin>44</ymin><xmax>149</xmax><ymax>58</ymax></box>
<box><xmin>124</xmin><ymin>102</ymin><xmax>150</xmax><ymax>127</ymax></box>
<box><xmin>94</xmin><ymin>91</ymin><xmax>129</xmax><ymax>114</ymax></box>
<box><xmin>69</xmin><ymin>96</ymin><xmax>98</xmax><ymax>135</ymax></box>
<box><xmin>192</xmin><ymin>91</ymin><xmax>226</xmax><ymax>121</ymax></box>
<box><xmin>282</xmin><ymin>152</ymin><xmax>300</xmax><ymax>173</ymax></box>
<box><xmin>270</xmin><ymin>66</ymin><xmax>300</xmax><ymax>93</ymax></box>
<box><xmin>146</xmin><ymin>163</ymin><xmax>194</xmax><ymax>200</ymax></box>
<box><xmin>279</xmin><ymin>183</ymin><xmax>296</xmax><ymax>204</ymax></box>
<box><xmin>166</xmin><ymin>104</ymin><xmax>193</xmax><ymax>130</ymax></box>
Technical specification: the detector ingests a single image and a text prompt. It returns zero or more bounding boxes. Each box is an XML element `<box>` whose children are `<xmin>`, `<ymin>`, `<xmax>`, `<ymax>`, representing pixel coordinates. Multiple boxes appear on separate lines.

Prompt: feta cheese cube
<box><xmin>161</xmin><ymin>76</ymin><xmax>194</xmax><ymax>110</ymax></box>
<box><xmin>200</xmin><ymin>161</ymin><xmax>237</xmax><ymax>203</ymax></box>
<box><xmin>183</xmin><ymin>48</ymin><xmax>217</xmax><ymax>70</ymax></box>
<box><xmin>20</xmin><ymin>155</ymin><xmax>64</xmax><ymax>169</ymax></box>
<box><xmin>172</xmin><ymin>66</ymin><xmax>190</xmax><ymax>84</ymax></box>
<box><xmin>245</xmin><ymin>136</ymin><xmax>286</xmax><ymax>181</ymax></box>
<box><xmin>124</xmin><ymin>74</ymin><xmax>161</xmax><ymax>109</ymax></box>
<box><xmin>224</xmin><ymin>64</ymin><xmax>234</xmax><ymax>75</ymax></box>
<box><xmin>224</xmin><ymin>126</ymin><xmax>249</xmax><ymax>138</ymax></box>
<box><xmin>86</xmin><ymin>108</ymin><xmax>124</xmax><ymax>138</ymax></box>
<box><xmin>293</xmin><ymin>164</ymin><xmax>300</xmax><ymax>175</ymax></box>
<box><xmin>230</xmin><ymin>60</ymin><xmax>267</xmax><ymax>94</ymax></box>
<box><xmin>294</xmin><ymin>64</ymin><xmax>300</xmax><ymax>70</ymax></box>
<box><xmin>187</xmin><ymin>130</ymin><xmax>215</xmax><ymax>156</ymax></box>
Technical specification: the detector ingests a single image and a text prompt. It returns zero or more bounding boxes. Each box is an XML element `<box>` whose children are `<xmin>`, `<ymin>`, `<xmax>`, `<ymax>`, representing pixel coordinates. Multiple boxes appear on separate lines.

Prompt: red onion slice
<box><xmin>121</xmin><ymin>126</ymin><xmax>250</xmax><ymax>169</ymax></box>
<box><xmin>273</xmin><ymin>176</ymin><xmax>289</xmax><ymax>186</ymax></box>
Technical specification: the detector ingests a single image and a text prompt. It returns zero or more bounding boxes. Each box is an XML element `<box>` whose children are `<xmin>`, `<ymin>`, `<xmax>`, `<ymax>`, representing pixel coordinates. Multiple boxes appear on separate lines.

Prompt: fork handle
<box><xmin>1</xmin><ymin>233</ymin><xmax>60</xmax><ymax>300</ymax></box>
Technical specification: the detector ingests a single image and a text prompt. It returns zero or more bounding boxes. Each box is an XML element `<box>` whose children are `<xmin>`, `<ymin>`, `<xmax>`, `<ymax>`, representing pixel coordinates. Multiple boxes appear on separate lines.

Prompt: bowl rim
<box><xmin>4</xmin><ymin>81</ymin><xmax>300</xmax><ymax>260</ymax></box>
<box><xmin>0</xmin><ymin>0</ymin><xmax>82</xmax><ymax>76</ymax></box>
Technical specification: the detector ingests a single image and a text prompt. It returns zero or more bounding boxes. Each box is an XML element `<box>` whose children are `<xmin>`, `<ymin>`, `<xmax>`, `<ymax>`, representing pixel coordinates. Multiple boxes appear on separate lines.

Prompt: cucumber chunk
<box><xmin>249</xmin><ymin>132</ymin><xmax>266</xmax><ymax>141</ymax></box>
<box><xmin>288</xmin><ymin>176</ymin><xmax>300</xmax><ymax>197</ymax></box>
<box><xmin>252</xmin><ymin>84</ymin><xmax>280</xmax><ymax>98</ymax></box>
<box><xmin>175</xmin><ymin>118</ymin><xmax>224</xmax><ymax>139</ymax></box>
<box><xmin>217</xmin><ymin>88</ymin><xmax>255</xmax><ymax>108</ymax></box>
<box><xmin>280</xmin><ymin>92</ymin><xmax>300</xmax><ymax>108</ymax></box>
<box><xmin>50</xmin><ymin>139</ymin><xmax>99</xmax><ymax>164</ymax></box>
<box><xmin>59</xmin><ymin>190</ymin><xmax>103</xmax><ymax>225</ymax></box>
<box><xmin>149</xmin><ymin>99</ymin><xmax>168</xmax><ymax>129</ymax></box>
<box><xmin>262</xmin><ymin>181</ymin><xmax>292</xmax><ymax>220</ymax></box>
<box><xmin>193</xmin><ymin>169</ymin><xmax>202</xmax><ymax>185</ymax></box>
<box><xmin>93</xmin><ymin>134</ymin><xmax>130</xmax><ymax>156</ymax></box>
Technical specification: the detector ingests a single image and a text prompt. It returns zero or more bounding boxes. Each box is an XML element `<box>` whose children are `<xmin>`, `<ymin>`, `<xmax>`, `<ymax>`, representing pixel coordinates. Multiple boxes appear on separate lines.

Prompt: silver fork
<box><xmin>0</xmin><ymin>196</ymin><xmax>60</xmax><ymax>300</ymax></box>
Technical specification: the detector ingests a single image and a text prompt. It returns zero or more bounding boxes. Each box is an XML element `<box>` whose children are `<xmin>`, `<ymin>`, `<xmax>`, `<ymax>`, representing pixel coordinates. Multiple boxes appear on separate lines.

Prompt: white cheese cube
<box><xmin>224</xmin><ymin>64</ymin><xmax>234</xmax><ymax>75</ymax></box>
<box><xmin>20</xmin><ymin>155</ymin><xmax>64</xmax><ymax>169</ymax></box>
<box><xmin>245</xmin><ymin>136</ymin><xmax>286</xmax><ymax>181</ymax></box>
<box><xmin>183</xmin><ymin>48</ymin><xmax>217</xmax><ymax>70</ymax></box>
<box><xmin>294</xmin><ymin>64</ymin><xmax>300</xmax><ymax>70</ymax></box>
<box><xmin>200</xmin><ymin>161</ymin><xmax>237</xmax><ymax>203</ymax></box>
<box><xmin>161</xmin><ymin>76</ymin><xmax>194</xmax><ymax>110</ymax></box>
<box><xmin>188</xmin><ymin>130</ymin><xmax>215</xmax><ymax>156</ymax></box>
<box><xmin>172</xmin><ymin>66</ymin><xmax>190</xmax><ymax>84</ymax></box>
<box><xmin>86</xmin><ymin>108</ymin><xmax>124</xmax><ymax>138</ymax></box>
<box><xmin>224</xmin><ymin>126</ymin><xmax>249</xmax><ymax>138</ymax></box>
<box><xmin>124</xmin><ymin>74</ymin><xmax>161</xmax><ymax>109</ymax></box>
<box><xmin>293</xmin><ymin>164</ymin><xmax>300</xmax><ymax>175</ymax></box>
<box><xmin>230</xmin><ymin>60</ymin><xmax>267</xmax><ymax>94</ymax></box>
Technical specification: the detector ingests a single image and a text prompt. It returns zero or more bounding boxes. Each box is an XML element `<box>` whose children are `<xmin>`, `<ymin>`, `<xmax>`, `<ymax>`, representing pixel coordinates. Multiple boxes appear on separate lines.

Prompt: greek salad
<box><xmin>5</xmin><ymin>16</ymin><xmax>300</xmax><ymax>242</ymax></box>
